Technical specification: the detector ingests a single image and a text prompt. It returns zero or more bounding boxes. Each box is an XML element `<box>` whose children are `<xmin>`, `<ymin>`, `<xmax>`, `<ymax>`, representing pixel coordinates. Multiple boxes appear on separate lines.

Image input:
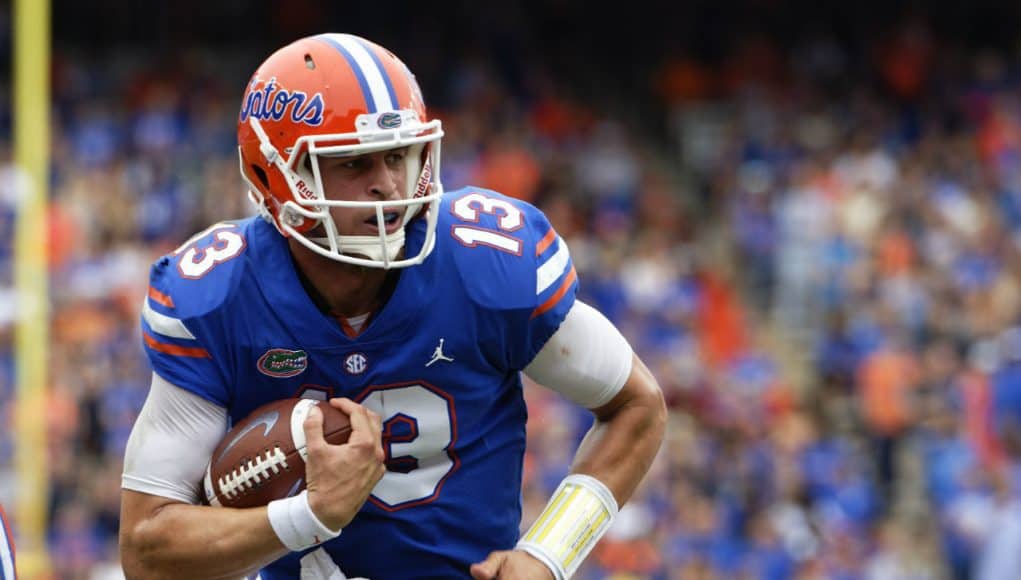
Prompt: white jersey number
<box><xmin>176</xmin><ymin>224</ymin><xmax>245</xmax><ymax>279</ymax></box>
<box><xmin>451</xmin><ymin>192</ymin><xmax>524</xmax><ymax>255</ymax></box>
<box><xmin>358</xmin><ymin>383</ymin><xmax>457</xmax><ymax>509</ymax></box>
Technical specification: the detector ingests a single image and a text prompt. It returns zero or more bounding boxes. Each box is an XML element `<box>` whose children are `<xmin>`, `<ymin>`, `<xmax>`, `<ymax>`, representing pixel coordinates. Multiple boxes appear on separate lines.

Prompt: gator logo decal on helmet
<box><xmin>377</xmin><ymin>111</ymin><xmax>403</xmax><ymax>129</ymax></box>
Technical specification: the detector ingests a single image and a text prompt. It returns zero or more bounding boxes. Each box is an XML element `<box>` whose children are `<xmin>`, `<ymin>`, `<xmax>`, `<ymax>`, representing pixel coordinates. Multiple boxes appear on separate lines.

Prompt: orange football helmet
<box><xmin>237</xmin><ymin>33</ymin><xmax>444</xmax><ymax>268</ymax></box>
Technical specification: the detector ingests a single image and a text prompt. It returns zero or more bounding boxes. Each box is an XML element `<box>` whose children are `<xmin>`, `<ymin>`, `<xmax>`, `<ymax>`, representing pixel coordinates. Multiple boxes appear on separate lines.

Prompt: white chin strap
<box><xmin>308</xmin><ymin>230</ymin><xmax>406</xmax><ymax>264</ymax></box>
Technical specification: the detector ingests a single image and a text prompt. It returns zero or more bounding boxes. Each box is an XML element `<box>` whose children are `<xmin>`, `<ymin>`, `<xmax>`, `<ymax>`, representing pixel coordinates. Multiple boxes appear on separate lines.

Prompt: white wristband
<box><xmin>267</xmin><ymin>490</ymin><xmax>341</xmax><ymax>551</ymax></box>
<box><xmin>516</xmin><ymin>474</ymin><xmax>618</xmax><ymax>580</ymax></box>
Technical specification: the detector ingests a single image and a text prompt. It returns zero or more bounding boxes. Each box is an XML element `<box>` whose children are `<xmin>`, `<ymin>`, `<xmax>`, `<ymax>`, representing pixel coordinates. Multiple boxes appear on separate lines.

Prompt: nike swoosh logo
<box><xmin>220</xmin><ymin>410</ymin><xmax>280</xmax><ymax>459</ymax></box>
<box><xmin>285</xmin><ymin>478</ymin><xmax>303</xmax><ymax>498</ymax></box>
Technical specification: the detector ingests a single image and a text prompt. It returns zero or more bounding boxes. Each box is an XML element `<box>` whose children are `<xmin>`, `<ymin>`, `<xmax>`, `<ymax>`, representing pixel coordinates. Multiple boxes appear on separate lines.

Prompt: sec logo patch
<box><xmin>344</xmin><ymin>353</ymin><xmax>368</xmax><ymax>375</ymax></box>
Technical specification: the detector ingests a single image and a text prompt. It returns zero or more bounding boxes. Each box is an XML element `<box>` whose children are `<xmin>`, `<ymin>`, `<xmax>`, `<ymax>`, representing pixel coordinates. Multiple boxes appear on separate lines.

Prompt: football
<box><xmin>203</xmin><ymin>398</ymin><xmax>352</xmax><ymax>508</ymax></box>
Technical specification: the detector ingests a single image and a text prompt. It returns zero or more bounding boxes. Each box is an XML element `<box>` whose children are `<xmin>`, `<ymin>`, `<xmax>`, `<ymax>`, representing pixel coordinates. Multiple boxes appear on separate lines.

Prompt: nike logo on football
<box><xmin>220</xmin><ymin>410</ymin><xmax>280</xmax><ymax>458</ymax></box>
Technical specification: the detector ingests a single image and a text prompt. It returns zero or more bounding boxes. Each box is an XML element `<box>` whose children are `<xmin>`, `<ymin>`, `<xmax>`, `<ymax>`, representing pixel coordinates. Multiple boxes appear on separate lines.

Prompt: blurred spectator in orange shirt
<box><xmin>858</xmin><ymin>332</ymin><xmax>922</xmax><ymax>504</ymax></box>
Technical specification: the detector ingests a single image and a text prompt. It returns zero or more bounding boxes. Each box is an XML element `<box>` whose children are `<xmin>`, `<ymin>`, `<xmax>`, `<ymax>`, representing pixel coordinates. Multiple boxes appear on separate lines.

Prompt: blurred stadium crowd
<box><xmin>4</xmin><ymin>2</ymin><xmax>1021</xmax><ymax>578</ymax></box>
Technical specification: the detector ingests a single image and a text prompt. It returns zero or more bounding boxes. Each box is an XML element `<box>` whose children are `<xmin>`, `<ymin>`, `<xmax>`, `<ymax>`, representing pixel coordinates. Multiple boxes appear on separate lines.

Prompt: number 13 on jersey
<box><xmin>451</xmin><ymin>192</ymin><xmax>524</xmax><ymax>255</ymax></box>
<box><xmin>174</xmin><ymin>222</ymin><xmax>247</xmax><ymax>279</ymax></box>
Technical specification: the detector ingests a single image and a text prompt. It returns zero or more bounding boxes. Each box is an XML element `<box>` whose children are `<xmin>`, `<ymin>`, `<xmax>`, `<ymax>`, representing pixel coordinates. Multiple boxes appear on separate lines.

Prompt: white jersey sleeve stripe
<box><xmin>536</xmin><ymin>237</ymin><xmax>571</xmax><ymax>295</ymax></box>
<box><xmin>142</xmin><ymin>297</ymin><xmax>196</xmax><ymax>340</ymax></box>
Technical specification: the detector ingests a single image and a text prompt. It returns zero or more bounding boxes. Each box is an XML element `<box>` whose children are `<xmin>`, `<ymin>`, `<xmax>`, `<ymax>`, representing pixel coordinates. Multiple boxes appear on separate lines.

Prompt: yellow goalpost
<box><xmin>13</xmin><ymin>0</ymin><xmax>51</xmax><ymax>576</ymax></box>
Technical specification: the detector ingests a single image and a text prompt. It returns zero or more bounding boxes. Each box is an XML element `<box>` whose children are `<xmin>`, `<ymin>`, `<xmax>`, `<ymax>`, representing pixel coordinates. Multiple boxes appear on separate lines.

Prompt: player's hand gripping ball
<box><xmin>203</xmin><ymin>398</ymin><xmax>352</xmax><ymax>508</ymax></box>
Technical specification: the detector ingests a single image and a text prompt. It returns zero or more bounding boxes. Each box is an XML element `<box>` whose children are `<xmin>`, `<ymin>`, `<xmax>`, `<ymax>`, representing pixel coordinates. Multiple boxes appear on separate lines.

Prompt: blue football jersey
<box><xmin>139</xmin><ymin>187</ymin><xmax>578</xmax><ymax>579</ymax></box>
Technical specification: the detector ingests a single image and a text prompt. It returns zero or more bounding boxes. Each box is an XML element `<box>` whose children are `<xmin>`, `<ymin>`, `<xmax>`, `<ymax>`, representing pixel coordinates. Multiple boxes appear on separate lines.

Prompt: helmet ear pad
<box><xmin>242</xmin><ymin>151</ymin><xmax>316</xmax><ymax>233</ymax></box>
<box><xmin>402</xmin><ymin>143</ymin><xmax>429</xmax><ymax>223</ymax></box>
<box><xmin>238</xmin><ymin>118</ymin><xmax>317</xmax><ymax>234</ymax></box>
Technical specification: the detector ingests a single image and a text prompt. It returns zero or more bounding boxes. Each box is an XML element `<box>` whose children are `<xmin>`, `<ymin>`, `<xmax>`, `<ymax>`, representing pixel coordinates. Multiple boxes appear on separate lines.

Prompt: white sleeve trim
<box><xmin>121</xmin><ymin>372</ymin><xmax>228</xmax><ymax>503</ymax></box>
<box><xmin>536</xmin><ymin>237</ymin><xmax>571</xmax><ymax>294</ymax></box>
<box><xmin>142</xmin><ymin>297</ymin><xmax>196</xmax><ymax>339</ymax></box>
<box><xmin>523</xmin><ymin>300</ymin><xmax>633</xmax><ymax>409</ymax></box>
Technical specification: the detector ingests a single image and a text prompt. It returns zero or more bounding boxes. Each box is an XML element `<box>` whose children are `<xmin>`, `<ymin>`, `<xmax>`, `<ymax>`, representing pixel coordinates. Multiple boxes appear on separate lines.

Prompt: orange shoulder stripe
<box><xmin>148</xmin><ymin>286</ymin><xmax>175</xmax><ymax>308</ymax></box>
<box><xmin>531</xmin><ymin>266</ymin><xmax>577</xmax><ymax>319</ymax></box>
<box><xmin>143</xmin><ymin>331</ymin><xmax>211</xmax><ymax>358</ymax></box>
<box><xmin>535</xmin><ymin>228</ymin><xmax>557</xmax><ymax>257</ymax></box>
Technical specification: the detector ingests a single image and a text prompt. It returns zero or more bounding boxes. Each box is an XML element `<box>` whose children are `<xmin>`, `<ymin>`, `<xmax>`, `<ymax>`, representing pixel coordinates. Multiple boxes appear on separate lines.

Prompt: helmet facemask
<box><xmin>242</xmin><ymin>111</ymin><xmax>444</xmax><ymax>269</ymax></box>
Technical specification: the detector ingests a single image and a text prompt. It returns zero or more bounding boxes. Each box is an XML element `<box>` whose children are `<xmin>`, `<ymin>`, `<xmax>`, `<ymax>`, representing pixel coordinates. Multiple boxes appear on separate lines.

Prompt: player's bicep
<box><xmin>523</xmin><ymin>300</ymin><xmax>632</xmax><ymax>409</ymax></box>
<box><xmin>122</xmin><ymin>372</ymin><xmax>228</xmax><ymax>504</ymax></box>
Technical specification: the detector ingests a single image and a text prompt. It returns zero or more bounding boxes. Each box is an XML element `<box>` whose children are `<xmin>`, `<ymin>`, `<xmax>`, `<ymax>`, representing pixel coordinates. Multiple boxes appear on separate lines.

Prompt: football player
<box><xmin>118</xmin><ymin>33</ymin><xmax>666</xmax><ymax>579</ymax></box>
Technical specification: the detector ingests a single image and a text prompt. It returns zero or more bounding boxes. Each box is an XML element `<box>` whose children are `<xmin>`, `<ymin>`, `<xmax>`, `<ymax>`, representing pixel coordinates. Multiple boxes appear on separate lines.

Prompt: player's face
<box><xmin>316</xmin><ymin>147</ymin><xmax>410</xmax><ymax>236</ymax></box>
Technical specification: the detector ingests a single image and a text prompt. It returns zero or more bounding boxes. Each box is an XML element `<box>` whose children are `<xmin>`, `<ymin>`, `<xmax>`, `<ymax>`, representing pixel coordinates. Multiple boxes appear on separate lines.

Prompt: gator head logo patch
<box><xmin>257</xmin><ymin>349</ymin><xmax>308</xmax><ymax>378</ymax></box>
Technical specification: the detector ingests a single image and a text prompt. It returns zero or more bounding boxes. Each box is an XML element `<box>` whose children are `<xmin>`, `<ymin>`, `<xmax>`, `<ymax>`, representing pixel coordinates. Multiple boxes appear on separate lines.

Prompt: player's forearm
<box><xmin>569</xmin><ymin>354</ymin><xmax>666</xmax><ymax>505</ymax></box>
<box><xmin>120</xmin><ymin>502</ymin><xmax>287</xmax><ymax>580</ymax></box>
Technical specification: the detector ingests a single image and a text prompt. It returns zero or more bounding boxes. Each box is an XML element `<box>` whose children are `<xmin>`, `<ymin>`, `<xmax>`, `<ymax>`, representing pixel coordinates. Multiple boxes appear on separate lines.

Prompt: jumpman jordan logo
<box><xmin>426</xmin><ymin>338</ymin><xmax>455</xmax><ymax>367</ymax></box>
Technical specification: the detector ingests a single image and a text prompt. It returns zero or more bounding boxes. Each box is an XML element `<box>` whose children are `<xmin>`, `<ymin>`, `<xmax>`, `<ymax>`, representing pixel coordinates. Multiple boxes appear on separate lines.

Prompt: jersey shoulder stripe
<box><xmin>147</xmin><ymin>285</ymin><xmax>175</xmax><ymax>308</ymax></box>
<box><xmin>532</xmin><ymin>224</ymin><xmax>577</xmax><ymax>318</ymax></box>
<box><xmin>533</xmin><ymin>265</ymin><xmax>577</xmax><ymax>320</ymax></box>
<box><xmin>142</xmin><ymin>296</ymin><xmax>195</xmax><ymax>340</ymax></box>
<box><xmin>142</xmin><ymin>330</ymin><xmax>212</xmax><ymax>359</ymax></box>
<box><xmin>535</xmin><ymin>227</ymin><xmax>557</xmax><ymax>257</ymax></box>
<box><xmin>535</xmin><ymin>233</ymin><xmax>571</xmax><ymax>295</ymax></box>
<box><xmin>141</xmin><ymin>299</ymin><xmax>210</xmax><ymax>358</ymax></box>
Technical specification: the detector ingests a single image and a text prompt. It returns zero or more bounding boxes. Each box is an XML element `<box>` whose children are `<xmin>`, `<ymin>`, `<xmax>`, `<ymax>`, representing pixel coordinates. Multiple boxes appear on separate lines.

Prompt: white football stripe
<box><xmin>292</xmin><ymin>399</ymin><xmax>318</xmax><ymax>464</ymax></box>
<box><xmin>203</xmin><ymin>464</ymin><xmax>221</xmax><ymax>507</ymax></box>
<box><xmin>143</xmin><ymin>298</ymin><xmax>196</xmax><ymax>340</ymax></box>
<box><xmin>536</xmin><ymin>237</ymin><xmax>571</xmax><ymax>295</ymax></box>
<box><xmin>329</xmin><ymin>34</ymin><xmax>395</xmax><ymax>112</ymax></box>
